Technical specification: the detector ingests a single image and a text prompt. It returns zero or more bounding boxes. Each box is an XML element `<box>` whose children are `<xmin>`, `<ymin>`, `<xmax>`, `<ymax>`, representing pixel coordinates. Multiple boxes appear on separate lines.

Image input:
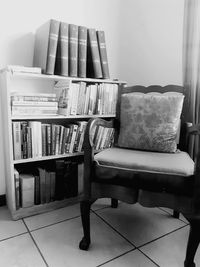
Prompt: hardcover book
<box><xmin>55</xmin><ymin>22</ymin><xmax>69</xmax><ymax>76</ymax></box>
<box><xmin>69</xmin><ymin>24</ymin><xmax>78</xmax><ymax>77</ymax></box>
<box><xmin>87</xmin><ymin>28</ymin><xmax>103</xmax><ymax>78</ymax></box>
<box><xmin>20</xmin><ymin>173</ymin><xmax>35</xmax><ymax>208</ymax></box>
<box><xmin>33</xmin><ymin>19</ymin><xmax>60</xmax><ymax>75</ymax></box>
<box><xmin>97</xmin><ymin>31</ymin><xmax>110</xmax><ymax>79</ymax></box>
<box><xmin>78</xmin><ymin>26</ymin><xmax>87</xmax><ymax>78</ymax></box>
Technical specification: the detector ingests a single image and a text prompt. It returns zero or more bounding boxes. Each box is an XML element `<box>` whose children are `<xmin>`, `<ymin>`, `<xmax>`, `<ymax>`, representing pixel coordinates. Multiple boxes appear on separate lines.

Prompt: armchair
<box><xmin>79</xmin><ymin>85</ymin><xmax>200</xmax><ymax>267</ymax></box>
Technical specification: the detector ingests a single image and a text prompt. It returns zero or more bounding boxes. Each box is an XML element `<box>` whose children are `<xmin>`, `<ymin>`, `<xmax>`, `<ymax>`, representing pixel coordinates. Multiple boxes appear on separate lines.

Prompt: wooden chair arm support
<box><xmin>83</xmin><ymin>118</ymin><xmax>114</xmax><ymax>199</ymax></box>
<box><xmin>187</xmin><ymin>122</ymin><xmax>200</xmax><ymax>136</ymax></box>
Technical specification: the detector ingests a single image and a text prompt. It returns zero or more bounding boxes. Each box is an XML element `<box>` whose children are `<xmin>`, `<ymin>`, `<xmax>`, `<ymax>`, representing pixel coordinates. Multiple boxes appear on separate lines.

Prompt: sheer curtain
<box><xmin>183</xmin><ymin>0</ymin><xmax>200</xmax><ymax>160</ymax></box>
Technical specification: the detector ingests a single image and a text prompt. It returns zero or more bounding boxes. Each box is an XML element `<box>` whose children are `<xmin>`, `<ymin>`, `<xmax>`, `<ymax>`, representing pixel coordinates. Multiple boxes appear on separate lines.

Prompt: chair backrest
<box><xmin>115</xmin><ymin>85</ymin><xmax>188</xmax><ymax>152</ymax></box>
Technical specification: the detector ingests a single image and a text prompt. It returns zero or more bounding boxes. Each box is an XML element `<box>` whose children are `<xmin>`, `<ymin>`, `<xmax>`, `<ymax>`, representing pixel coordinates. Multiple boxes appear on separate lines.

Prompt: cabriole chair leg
<box><xmin>184</xmin><ymin>218</ymin><xmax>200</xmax><ymax>267</ymax></box>
<box><xmin>79</xmin><ymin>200</ymin><xmax>92</xmax><ymax>250</ymax></box>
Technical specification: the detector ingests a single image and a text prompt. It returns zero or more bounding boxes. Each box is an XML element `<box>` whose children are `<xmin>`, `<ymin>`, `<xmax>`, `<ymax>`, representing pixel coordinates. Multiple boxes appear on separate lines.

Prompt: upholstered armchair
<box><xmin>79</xmin><ymin>85</ymin><xmax>200</xmax><ymax>267</ymax></box>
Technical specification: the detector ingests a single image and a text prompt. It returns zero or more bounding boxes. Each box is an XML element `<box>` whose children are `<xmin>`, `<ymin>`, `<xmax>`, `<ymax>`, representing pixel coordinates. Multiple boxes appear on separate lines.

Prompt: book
<box><xmin>28</xmin><ymin>121</ymin><xmax>42</xmax><ymax>158</ymax></box>
<box><xmin>33</xmin><ymin>19</ymin><xmax>60</xmax><ymax>74</ymax></box>
<box><xmin>55</xmin><ymin>159</ymin><xmax>65</xmax><ymax>200</ymax></box>
<box><xmin>64</xmin><ymin>161</ymin><xmax>78</xmax><ymax>198</ymax></box>
<box><xmin>69</xmin><ymin>24</ymin><xmax>78</xmax><ymax>77</ymax></box>
<box><xmin>37</xmin><ymin>167</ymin><xmax>46</xmax><ymax>204</ymax></box>
<box><xmin>19</xmin><ymin>173</ymin><xmax>35</xmax><ymax>208</ymax></box>
<box><xmin>55</xmin><ymin>21</ymin><xmax>69</xmax><ymax>76</ymax></box>
<box><xmin>12</xmin><ymin>106</ymin><xmax>58</xmax><ymax>116</ymax></box>
<box><xmin>78</xmin><ymin>26</ymin><xmax>87</xmax><ymax>78</ymax></box>
<box><xmin>11</xmin><ymin>100</ymin><xmax>58</xmax><ymax>107</ymax></box>
<box><xmin>45</xmin><ymin>171</ymin><xmax>51</xmax><ymax>203</ymax></box>
<box><xmin>55</xmin><ymin>80</ymin><xmax>72</xmax><ymax>116</ymax></box>
<box><xmin>6</xmin><ymin>65</ymin><xmax>42</xmax><ymax>74</ymax></box>
<box><xmin>50</xmin><ymin>171</ymin><xmax>56</xmax><ymax>201</ymax></box>
<box><xmin>14</xmin><ymin>168</ymin><xmax>20</xmax><ymax>209</ymax></box>
<box><xmin>12</xmin><ymin>121</ymin><xmax>21</xmax><ymax>160</ymax></box>
<box><xmin>97</xmin><ymin>31</ymin><xmax>110</xmax><ymax>79</ymax></box>
<box><xmin>87</xmin><ymin>28</ymin><xmax>102</xmax><ymax>78</ymax></box>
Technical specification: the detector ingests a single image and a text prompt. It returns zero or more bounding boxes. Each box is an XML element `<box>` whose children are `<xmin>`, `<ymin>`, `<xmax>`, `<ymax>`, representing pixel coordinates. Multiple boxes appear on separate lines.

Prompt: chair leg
<box><xmin>184</xmin><ymin>218</ymin><xmax>200</xmax><ymax>267</ymax></box>
<box><xmin>173</xmin><ymin>210</ymin><xmax>180</xmax><ymax>219</ymax></box>
<box><xmin>111</xmin><ymin>198</ymin><xmax>118</xmax><ymax>208</ymax></box>
<box><xmin>79</xmin><ymin>200</ymin><xmax>92</xmax><ymax>250</ymax></box>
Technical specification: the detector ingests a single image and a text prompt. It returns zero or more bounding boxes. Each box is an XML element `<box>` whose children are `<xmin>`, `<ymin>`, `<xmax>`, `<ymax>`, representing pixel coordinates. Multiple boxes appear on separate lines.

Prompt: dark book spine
<box><xmin>78</xmin><ymin>26</ymin><xmax>87</xmax><ymax>78</ymax></box>
<box><xmin>46</xmin><ymin>19</ymin><xmax>60</xmax><ymax>75</ymax></box>
<box><xmin>55</xmin><ymin>22</ymin><xmax>69</xmax><ymax>76</ymax></box>
<box><xmin>69</xmin><ymin>24</ymin><xmax>78</xmax><ymax>77</ymax></box>
<box><xmin>87</xmin><ymin>28</ymin><xmax>103</xmax><ymax>78</ymax></box>
<box><xmin>97</xmin><ymin>31</ymin><xmax>110</xmax><ymax>79</ymax></box>
<box><xmin>55</xmin><ymin>160</ymin><xmax>65</xmax><ymax>200</ymax></box>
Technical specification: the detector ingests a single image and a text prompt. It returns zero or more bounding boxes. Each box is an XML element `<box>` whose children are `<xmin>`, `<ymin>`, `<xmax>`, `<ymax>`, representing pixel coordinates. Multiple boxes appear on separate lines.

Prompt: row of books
<box><xmin>12</xmin><ymin>120</ymin><xmax>114</xmax><ymax>160</ymax></box>
<box><xmin>14</xmin><ymin>161</ymin><xmax>83</xmax><ymax>209</ymax></box>
<box><xmin>33</xmin><ymin>19</ymin><xmax>110</xmax><ymax>79</ymax></box>
<box><xmin>12</xmin><ymin>121</ymin><xmax>88</xmax><ymax>160</ymax></box>
<box><xmin>55</xmin><ymin>81</ymin><xmax>118</xmax><ymax>116</ymax></box>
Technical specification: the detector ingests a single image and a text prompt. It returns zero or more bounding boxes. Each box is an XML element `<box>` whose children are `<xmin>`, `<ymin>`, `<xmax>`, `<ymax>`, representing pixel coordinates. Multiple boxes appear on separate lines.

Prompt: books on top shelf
<box><xmin>33</xmin><ymin>19</ymin><xmax>110</xmax><ymax>79</ymax></box>
<box><xmin>33</xmin><ymin>19</ymin><xmax>60</xmax><ymax>75</ymax></box>
<box><xmin>5</xmin><ymin>65</ymin><xmax>42</xmax><ymax>74</ymax></box>
<box><xmin>55</xmin><ymin>21</ymin><xmax>69</xmax><ymax>76</ymax></box>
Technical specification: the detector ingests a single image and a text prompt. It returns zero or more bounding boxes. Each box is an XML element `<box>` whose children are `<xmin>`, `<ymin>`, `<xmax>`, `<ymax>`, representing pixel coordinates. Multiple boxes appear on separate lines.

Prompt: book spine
<box><xmin>14</xmin><ymin>168</ymin><xmax>20</xmax><ymax>209</ymax></box>
<box><xmin>12</xmin><ymin>121</ymin><xmax>21</xmax><ymax>160</ymax></box>
<box><xmin>87</xmin><ymin>28</ymin><xmax>103</xmax><ymax>78</ymax></box>
<box><xmin>69</xmin><ymin>24</ymin><xmax>78</xmax><ymax>77</ymax></box>
<box><xmin>46</xmin><ymin>19</ymin><xmax>60</xmax><ymax>75</ymax></box>
<box><xmin>55</xmin><ymin>22</ymin><xmax>69</xmax><ymax>76</ymax></box>
<box><xmin>97</xmin><ymin>31</ymin><xmax>110</xmax><ymax>79</ymax></box>
<box><xmin>78</xmin><ymin>26</ymin><xmax>87</xmax><ymax>78</ymax></box>
<box><xmin>20</xmin><ymin>174</ymin><xmax>35</xmax><ymax>208</ymax></box>
<box><xmin>12</xmin><ymin>101</ymin><xmax>58</xmax><ymax>107</ymax></box>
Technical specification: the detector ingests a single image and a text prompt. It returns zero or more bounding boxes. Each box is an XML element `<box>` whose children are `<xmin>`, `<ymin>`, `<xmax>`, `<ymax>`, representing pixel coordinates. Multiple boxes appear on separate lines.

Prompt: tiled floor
<box><xmin>0</xmin><ymin>199</ymin><xmax>200</xmax><ymax>267</ymax></box>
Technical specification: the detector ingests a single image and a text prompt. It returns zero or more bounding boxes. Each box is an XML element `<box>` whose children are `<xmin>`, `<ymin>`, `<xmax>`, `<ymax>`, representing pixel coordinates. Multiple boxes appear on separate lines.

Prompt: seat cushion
<box><xmin>118</xmin><ymin>92</ymin><xmax>184</xmax><ymax>153</ymax></box>
<box><xmin>94</xmin><ymin>147</ymin><xmax>194</xmax><ymax>176</ymax></box>
<box><xmin>94</xmin><ymin>147</ymin><xmax>195</xmax><ymax>196</ymax></box>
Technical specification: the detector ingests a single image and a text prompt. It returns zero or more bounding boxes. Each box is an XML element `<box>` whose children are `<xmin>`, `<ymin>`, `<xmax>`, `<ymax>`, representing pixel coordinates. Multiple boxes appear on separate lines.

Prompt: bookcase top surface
<box><xmin>0</xmin><ymin>68</ymin><xmax>127</xmax><ymax>85</ymax></box>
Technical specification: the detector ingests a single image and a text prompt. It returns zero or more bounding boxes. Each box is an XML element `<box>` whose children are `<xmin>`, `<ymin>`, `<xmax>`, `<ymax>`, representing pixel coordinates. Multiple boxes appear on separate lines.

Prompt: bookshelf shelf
<box><xmin>0</xmin><ymin>69</ymin><xmax>125</xmax><ymax>220</ymax></box>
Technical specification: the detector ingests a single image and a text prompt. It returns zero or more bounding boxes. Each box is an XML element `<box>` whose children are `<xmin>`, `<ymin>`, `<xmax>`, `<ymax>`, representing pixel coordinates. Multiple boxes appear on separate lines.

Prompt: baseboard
<box><xmin>0</xmin><ymin>195</ymin><xmax>6</xmax><ymax>206</ymax></box>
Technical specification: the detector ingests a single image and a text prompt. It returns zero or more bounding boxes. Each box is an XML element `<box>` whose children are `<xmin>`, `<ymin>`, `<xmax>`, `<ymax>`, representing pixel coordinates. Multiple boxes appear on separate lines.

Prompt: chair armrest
<box><xmin>83</xmin><ymin>118</ymin><xmax>114</xmax><ymax>199</ymax></box>
<box><xmin>187</xmin><ymin>122</ymin><xmax>200</xmax><ymax>135</ymax></box>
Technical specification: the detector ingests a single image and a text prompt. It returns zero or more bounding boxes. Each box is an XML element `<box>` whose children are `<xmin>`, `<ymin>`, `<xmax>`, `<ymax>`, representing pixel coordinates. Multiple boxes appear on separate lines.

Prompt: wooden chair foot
<box><xmin>79</xmin><ymin>237</ymin><xmax>90</xmax><ymax>250</ymax></box>
<box><xmin>111</xmin><ymin>198</ymin><xmax>118</xmax><ymax>208</ymax></box>
<box><xmin>173</xmin><ymin>210</ymin><xmax>180</xmax><ymax>219</ymax></box>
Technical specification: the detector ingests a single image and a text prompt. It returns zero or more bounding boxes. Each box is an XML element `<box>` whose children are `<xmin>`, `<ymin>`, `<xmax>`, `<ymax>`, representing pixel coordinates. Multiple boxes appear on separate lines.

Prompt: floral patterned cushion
<box><xmin>118</xmin><ymin>92</ymin><xmax>184</xmax><ymax>153</ymax></box>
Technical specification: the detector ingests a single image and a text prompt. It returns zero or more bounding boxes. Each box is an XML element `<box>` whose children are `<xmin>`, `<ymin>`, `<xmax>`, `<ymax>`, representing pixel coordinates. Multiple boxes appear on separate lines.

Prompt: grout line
<box><xmin>28</xmin><ymin>214</ymin><xmax>81</xmax><ymax>233</ymax></box>
<box><xmin>94</xmin><ymin>210</ymin><xmax>160</xmax><ymax>267</ymax></box>
<box><xmin>96</xmin><ymin>248</ymin><xmax>136</xmax><ymax>267</ymax></box>
<box><xmin>137</xmin><ymin>224</ymin><xmax>188</xmax><ymax>249</ymax></box>
<box><xmin>0</xmin><ymin>231</ymin><xmax>28</xmax><ymax>243</ymax></box>
<box><xmin>22</xmin><ymin>219</ymin><xmax>49</xmax><ymax>267</ymax></box>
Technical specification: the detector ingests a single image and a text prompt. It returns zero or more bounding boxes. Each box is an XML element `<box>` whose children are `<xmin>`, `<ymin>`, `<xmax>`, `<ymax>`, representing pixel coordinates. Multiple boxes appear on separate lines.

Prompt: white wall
<box><xmin>0</xmin><ymin>0</ymin><xmax>184</xmax><ymax>195</ymax></box>
<box><xmin>117</xmin><ymin>0</ymin><xmax>184</xmax><ymax>86</ymax></box>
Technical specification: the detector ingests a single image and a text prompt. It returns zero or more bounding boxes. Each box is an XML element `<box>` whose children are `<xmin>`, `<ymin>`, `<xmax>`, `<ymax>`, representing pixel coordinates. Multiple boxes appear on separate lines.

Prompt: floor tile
<box><xmin>141</xmin><ymin>225</ymin><xmax>200</xmax><ymax>267</ymax></box>
<box><xmin>101</xmin><ymin>249</ymin><xmax>157</xmax><ymax>267</ymax></box>
<box><xmin>159</xmin><ymin>207</ymin><xmax>189</xmax><ymax>223</ymax></box>
<box><xmin>24</xmin><ymin>203</ymin><xmax>80</xmax><ymax>231</ymax></box>
<box><xmin>91</xmin><ymin>198</ymin><xmax>112</xmax><ymax>211</ymax></box>
<box><xmin>0</xmin><ymin>233</ymin><xmax>46</xmax><ymax>267</ymax></box>
<box><xmin>96</xmin><ymin>203</ymin><xmax>186</xmax><ymax>247</ymax></box>
<box><xmin>31</xmin><ymin>213</ymin><xmax>133</xmax><ymax>267</ymax></box>
<box><xmin>0</xmin><ymin>206</ymin><xmax>27</xmax><ymax>240</ymax></box>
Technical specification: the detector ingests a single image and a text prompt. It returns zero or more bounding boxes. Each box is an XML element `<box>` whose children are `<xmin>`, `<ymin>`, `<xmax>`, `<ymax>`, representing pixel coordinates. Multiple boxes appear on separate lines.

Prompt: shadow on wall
<box><xmin>4</xmin><ymin>32</ymin><xmax>35</xmax><ymax>67</ymax></box>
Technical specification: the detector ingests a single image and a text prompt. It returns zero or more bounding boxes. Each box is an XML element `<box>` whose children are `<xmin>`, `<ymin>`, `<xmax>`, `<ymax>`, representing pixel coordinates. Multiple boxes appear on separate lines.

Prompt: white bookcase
<box><xmin>0</xmin><ymin>69</ymin><xmax>126</xmax><ymax>220</ymax></box>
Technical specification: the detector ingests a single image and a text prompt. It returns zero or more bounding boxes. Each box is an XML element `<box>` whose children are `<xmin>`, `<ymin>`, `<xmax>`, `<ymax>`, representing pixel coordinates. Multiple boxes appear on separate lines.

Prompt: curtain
<box><xmin>183</xmin><ymin>0</ymin><xmax>200</xmax><ymax>160</ymax></box>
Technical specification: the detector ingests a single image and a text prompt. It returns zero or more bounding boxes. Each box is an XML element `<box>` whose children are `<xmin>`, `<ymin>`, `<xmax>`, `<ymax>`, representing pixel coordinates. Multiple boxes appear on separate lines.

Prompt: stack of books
<box><xmin>33</xmin><ymin>19</ymin><xmax>110</xmax><ymax>79</ymax></box>
<box><xmin>12</xmin><ymin>121</ymin><xmax>88</xmax><ymax>160</ymax></box>
<box><xmin>92</xmin><ymin>125</ymin><xmax>115</xmax><ymax>151</ymax></box>
<box><xmin>55</xmin><ymin>80</ymin><xmax>118</xmax><ymax>116</ymax></box>
<box><xmin>11</xmin><ymin>92</ymin><xmax>58</xmax><ymax>116</ymax></box>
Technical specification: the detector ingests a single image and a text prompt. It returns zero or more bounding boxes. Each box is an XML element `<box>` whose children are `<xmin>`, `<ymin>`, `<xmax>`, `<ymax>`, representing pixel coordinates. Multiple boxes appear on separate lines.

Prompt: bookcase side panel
<box><xmin>0</xmin><ymin>72</ymin><xmax>16</xmax><ymax>212</ymax></box>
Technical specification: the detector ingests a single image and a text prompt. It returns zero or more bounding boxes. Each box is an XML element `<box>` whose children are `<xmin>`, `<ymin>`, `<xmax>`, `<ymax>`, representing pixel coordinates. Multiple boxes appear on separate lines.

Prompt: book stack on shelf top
<box><xmin>33</xmin><ymin>19</ymin><xmax>110</xmax><ymax>79</ymax></box>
